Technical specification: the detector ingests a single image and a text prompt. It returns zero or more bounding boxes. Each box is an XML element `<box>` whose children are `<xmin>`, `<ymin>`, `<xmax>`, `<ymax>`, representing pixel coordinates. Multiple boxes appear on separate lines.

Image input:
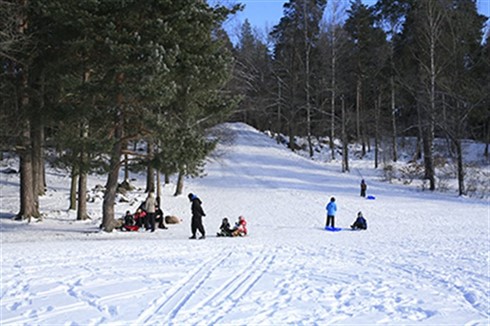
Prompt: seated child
<box><xmin>217</xmin><ymin>217</ymin><xmax>232</xmax><ymax>237</ymax></box>
<box><xmin>351</xmin><ymin>211</ymin><xmax>367</xmax><ymax>230</ymax></box>
<box><xmin>122</xmin><ymin>210</ymin><xmax>139</xmax><ymax>231</ymax></box>
<box><xmin>133</xmin><ymin>208</ymin><xmax>146</xmax><ymax>228</ymax></box>
<box><xmin>232</xmin><ymin>216</ymin><xmax>247</xmax><ymax>237</ymax></box>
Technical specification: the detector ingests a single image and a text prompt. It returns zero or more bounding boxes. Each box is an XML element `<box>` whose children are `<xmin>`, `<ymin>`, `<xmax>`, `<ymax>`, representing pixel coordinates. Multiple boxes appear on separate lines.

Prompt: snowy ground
<box><xmin>1</xmin><ymin>122</ymin><xmax>489</xmax><ymax>325</ymax></box>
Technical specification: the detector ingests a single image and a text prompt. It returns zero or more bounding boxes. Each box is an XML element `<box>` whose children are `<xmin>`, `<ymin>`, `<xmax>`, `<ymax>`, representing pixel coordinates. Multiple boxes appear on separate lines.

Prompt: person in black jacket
<box><xmin>188</xmin><ymin>193</ymin><xmax>206</xmax><ymax>239</ymax></box>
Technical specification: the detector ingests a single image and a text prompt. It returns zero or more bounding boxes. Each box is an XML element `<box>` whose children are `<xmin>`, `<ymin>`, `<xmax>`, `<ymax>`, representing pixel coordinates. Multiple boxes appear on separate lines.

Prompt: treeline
<box><xmin>0</xmin><ymin>0</ymin><xmax>241</xmax><ymax>231</ymax></box>
<box><xmin>228</xmin><ymin>0</ymin><xmax>489</xmax><ymax>196</ymax></box>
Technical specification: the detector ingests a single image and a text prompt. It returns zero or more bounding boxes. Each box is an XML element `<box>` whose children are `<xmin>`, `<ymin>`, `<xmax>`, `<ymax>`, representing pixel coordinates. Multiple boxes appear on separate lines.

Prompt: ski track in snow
<box><xmin>1</xmin><ymin>122</ymin><xmax>489</xmax><ymax>325</ymax></box>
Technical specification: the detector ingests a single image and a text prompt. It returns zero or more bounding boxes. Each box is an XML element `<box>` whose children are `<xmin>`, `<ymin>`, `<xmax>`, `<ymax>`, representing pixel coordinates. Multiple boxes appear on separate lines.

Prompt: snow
<box><xmin>1</xmin><ymin>122</ymin><xmax>489</xmax><ymax>325</ymax></box>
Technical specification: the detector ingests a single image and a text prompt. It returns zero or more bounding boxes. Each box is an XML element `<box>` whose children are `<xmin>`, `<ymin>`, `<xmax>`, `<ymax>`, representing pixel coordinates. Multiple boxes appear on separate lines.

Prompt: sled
<box><xmin>367</xmin><ymin>195</ymin><xmax>376</xmax><ymax>200</ymax></box>
<box><xmin>324</xmin><ymin>226</ymin><xmax>342</xmax><ymax>232</ymax></box>
<box><xmin>123</xmin><ymin>225</ymin><xmax>140</xmax><ymax>232</ymax></box>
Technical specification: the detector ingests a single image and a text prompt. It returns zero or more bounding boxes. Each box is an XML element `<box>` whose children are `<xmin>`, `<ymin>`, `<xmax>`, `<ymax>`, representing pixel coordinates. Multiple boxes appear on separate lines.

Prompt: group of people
<box><xmin>121</xmin><ymin>192</ymin><xmax>168</xmax><ymax>232</ymax></box>
<box><xmin>187</xmin><ymin>193</ymin><xmax>248</xmax><ymax>239</ymax></box>
<box><xmin>324</xmin><ymin>178</ymin><xmax>369</xmax><ymax>231</ymax></box>
<box><xmin>216</xmin><ymin>216</ymin><xmax>248</xmax><ymax>237</ymax></box>
<box><xmin>120</xmin><ymin>180</ymin><xmax>369</xmax><ymax>236</ymax></box>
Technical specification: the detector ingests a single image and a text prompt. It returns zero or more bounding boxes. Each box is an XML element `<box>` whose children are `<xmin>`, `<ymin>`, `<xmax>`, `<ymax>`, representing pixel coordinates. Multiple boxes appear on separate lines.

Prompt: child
<box><xmin>133</xmin><ymin>208</ymin><xmax>146</xmax><ymax>228</ymax></box>
<box><xmin>232</xmin><ymin>216</ymin><xmax>247</xmax><ymax>237</ymax></box>
<box><xmin>351</xmin><ymin>211</ymin><xmax>367</xmax><ymax>230</ymax></box>
<box><xmin>217</xmin><ymin>217</ymin><xmax>232</xmax><ymax>237</ymax></box>
<box><xmin>122</xmin><ymin>210</ymin><xmax>140</xmax><ymax>231</ymax></box>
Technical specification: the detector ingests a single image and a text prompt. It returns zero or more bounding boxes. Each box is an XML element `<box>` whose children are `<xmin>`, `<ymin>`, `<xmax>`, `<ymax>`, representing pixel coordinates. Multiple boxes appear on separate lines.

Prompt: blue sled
<box><xmin>367</xmin><ymin>195</ymin><xmax>376</xmax><ymax>200</ymax></box>
<box><xmin>325</xmin><ymin>226</ymin><xmax>342</xmax><ymax>232</ymax></box>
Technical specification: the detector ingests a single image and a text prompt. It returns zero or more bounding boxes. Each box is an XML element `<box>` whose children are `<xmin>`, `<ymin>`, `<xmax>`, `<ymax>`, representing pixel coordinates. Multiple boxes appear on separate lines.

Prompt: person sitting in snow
<box><xmin>231</xmin><ymin>216</ymin><xmax>247</xmax><ymax>237</ymax></box>
<box><xmin>351</xmin><ymin>211</ymin><xmax>367</xmax><ymax>230</ymax></box>
<box><xmin>133</xmin><ymin>208</ymin><xmax>146</xmax><ymax>228</ymax></box>
<box><xmin>122</xmin><ymin>210</ymin><xmax>140</xmax><ymax>231</ymax></box>
<box><xmin>217</xmin><ymin>217</ymin><xmax>232</xmax><ymax>237</ymax></box>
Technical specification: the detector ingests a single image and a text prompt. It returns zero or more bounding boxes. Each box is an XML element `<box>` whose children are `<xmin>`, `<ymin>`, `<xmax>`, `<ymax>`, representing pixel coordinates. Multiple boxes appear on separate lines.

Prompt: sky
<box><xmin>222</xmin><ymin>0</ymin><xmax>490</xmax><ymax>41</ymax></box>
<box><xmin>1</xmin><ymin>122</ymin><xmax>488</xmax><ymax>324</ymax></box>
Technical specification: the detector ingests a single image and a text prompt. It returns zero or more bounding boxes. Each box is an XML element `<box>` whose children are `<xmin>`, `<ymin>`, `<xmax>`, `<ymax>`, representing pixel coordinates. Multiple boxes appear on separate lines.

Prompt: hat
<box><xmin>357</xmin><ymin>211</ymin><xmax>363</xmax><ymax>217</ymax></box>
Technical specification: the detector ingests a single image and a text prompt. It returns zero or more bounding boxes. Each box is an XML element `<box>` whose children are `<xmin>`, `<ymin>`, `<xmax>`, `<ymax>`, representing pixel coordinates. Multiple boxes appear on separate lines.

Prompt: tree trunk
<box><xmin>102</xmin><ymin>72</ymin><xmax>125</xmax><ymax>232</ymax></box>
<box><xmin>124</xmin><ymin>153</ymin><xmax>129</xmax><ymax>182</ymax></box>
<box><xmin>330</xmin><ymin>43</ymin><xmax>336</xmax><ymax>161</ymax></box>
<box><xmin>18</xmin><ymin>120</ymin><xmax>40</xmax><ymax>221</ymax></box>
<box><xmin>145</xmin><ymin>140</ymin><xmax>155</xmax><ymax>193</ymax></box>
<box><xmin>77</xmin><ymin>171</ymin><xmax>88</xmax><ymax>220</ymax></box>
<box><xmin>455</xmin><ymin>138</ymin><xmax>465</xmax><ymax>196</ymax></box>
<box><xmin>374</xmin><ymin>93</ymin><xmax>380</xmax><ymax>169</ymax></box>
<box><xmin>69</xmin><ymin>167</ymin><xmax>78</xmax><ymax>210</ymax></box>
<box><xmin>341</xmin><ymin>95</ymin><xmax>349</xmax><ymax>172</ymax></box>
<box><xmin>102</xmin><ymin>118</ymin><xmax>123</xmax><ymax>232</ymax></box>
<box><xmin>31</xmin><ymin>119</ymin><xmax>44</xmax><ymax>197</ymax></box>
<box><xmin>303</xmin><ymin>2</ymin><xmax>313</xmax><ymax>158</ymax></box>
<box><xmin>16</xmin><ymin>0</ymin><xmax>39</xmax><ymax>221</ymax></box>
<box><xmin>77</xmin><ymin>123</ymin><xmax>89</xmax><ymax>221</ymax></box>
<box><xmin>174</xmin><ymin>170</ymin><xmax>184</xmax><ymax>196</ymax></box>
<box><xmin>390</xmin><ymin>75</ymin><xmax>398</xmax><ymax>162</ymax></box>
<box><xmin>156</xmin><ymin>171</ymin><xmax>161</xmax><ymax>200</ymax></box>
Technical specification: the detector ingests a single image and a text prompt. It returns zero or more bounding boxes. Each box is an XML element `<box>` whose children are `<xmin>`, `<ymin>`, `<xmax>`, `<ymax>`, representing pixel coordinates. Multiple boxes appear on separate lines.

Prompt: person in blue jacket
<box><xmin>325</xmin><ymin>197</ymin><xmax>337</xmax><ymax>228</ymax></box>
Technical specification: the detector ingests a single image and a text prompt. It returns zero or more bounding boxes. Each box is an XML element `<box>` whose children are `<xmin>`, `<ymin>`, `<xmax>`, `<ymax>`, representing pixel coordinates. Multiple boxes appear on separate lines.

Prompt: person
<box><xmin>122</xmin><ymin>210</ymin><xmax>139</xmax><ymax>231</ymax></box>
<box><xmin>144</xmin><ymin>192</ymin><xmax>157</xmax><ymax>232</ymax></box>
<box><xmin>217</xmin><ymin>217</ymin><xmax>232</xmax><ymax>237</ymax></box>
<box><xmin>232</xmin><ymin>215</ymin><xmax>248</xmax><ymax>237</ymax></box>
<box><xmin>123</xmin><ymin>210</ymin><xmax>134</xmax><ymax>226</ymax></box>
<box><xmin>188</xmin><ymin>193</ymin><xmax>206</xmax><ymax>239</ymax></box>
<box><xmin>360</xmin><ymin>179</ymin><xmax>367</xmax><ymax>197</ymax></box>
<box><xmin>351</xmin><ymin>211</ymin><xmax>367</xmax><ymax>230</ymax></box>
<box><xmin>133</xmin><ymin>208</ymin><xmax>146</xmax><ymax>227</ymax></box>
<box><xmin>155</xmin><ymin>203</ymin><xmax>168</xmax><ymax>229</ymax></box>
<box><xmin>325</xmin><ymin>197</ymin><xmax>337</xmax><ymax>228</ymax></box>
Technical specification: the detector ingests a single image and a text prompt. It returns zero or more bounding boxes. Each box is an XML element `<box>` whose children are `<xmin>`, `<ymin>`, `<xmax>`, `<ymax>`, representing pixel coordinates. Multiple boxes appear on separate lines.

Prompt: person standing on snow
<box><xmin>144</xmin><ymin>192</ymin><xmax>157</xmax><ymax>232</ymax></box>
<box><xmin>360</xmin><ymin>179</ymin><xmax>367</xmax><ymax>197</ymax></box>
<box><xmin>188</xmin><ymin>193</ymin><xmax>206</xmax><ymax>239</ymax></box>
<box><xmin>325</xmin><ymin>197</ymin><xmax>337</xmax><ymax>228</ymax></box>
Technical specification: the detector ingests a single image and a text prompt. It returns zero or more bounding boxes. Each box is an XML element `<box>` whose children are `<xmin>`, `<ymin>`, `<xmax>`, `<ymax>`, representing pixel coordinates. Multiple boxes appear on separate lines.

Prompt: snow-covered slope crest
<box><xmin>1</xmin><ymin>122</ymin><xmax>489</xmax><ymax>325</ymax></box>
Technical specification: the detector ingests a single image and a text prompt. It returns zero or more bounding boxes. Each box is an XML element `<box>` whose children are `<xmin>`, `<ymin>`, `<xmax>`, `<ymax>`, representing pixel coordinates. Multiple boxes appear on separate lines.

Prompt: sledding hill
<box><xmin>1</xmin><ymin>122</ymin><xmax>488</xmax><ymax>325</ymax></box>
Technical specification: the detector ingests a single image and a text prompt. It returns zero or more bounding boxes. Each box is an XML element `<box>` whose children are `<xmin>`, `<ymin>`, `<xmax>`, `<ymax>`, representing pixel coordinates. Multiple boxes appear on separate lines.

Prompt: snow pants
<box><xmin>191</xmin><ymin>215</ymin><xmax>205</xmax><ymax>237</ymax></box>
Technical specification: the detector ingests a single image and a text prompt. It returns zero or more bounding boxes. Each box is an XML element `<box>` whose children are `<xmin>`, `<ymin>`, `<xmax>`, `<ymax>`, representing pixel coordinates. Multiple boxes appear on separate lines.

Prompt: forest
<box><xmin>1</xmin><ymin>0</ymin><xmax>488</xmax><ymax>231</ymax></box>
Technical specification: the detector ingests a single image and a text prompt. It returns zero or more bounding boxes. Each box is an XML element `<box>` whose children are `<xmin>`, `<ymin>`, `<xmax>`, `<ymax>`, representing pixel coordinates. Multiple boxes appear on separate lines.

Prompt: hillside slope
<box><xmin>1</xmin><ymin>122</ymin><xmax>488</xmax><ymax>325</ymax></box>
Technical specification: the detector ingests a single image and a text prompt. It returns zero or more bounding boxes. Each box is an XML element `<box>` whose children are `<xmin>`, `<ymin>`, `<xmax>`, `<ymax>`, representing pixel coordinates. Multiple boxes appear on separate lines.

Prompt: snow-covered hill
<box><xmin>1</xmin><ymin>122</ymin><xmax>488</xmax><ymax>325</ymax></box>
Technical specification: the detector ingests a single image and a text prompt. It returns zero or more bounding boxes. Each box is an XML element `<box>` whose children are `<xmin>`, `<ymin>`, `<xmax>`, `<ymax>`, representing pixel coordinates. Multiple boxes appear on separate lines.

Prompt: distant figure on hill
<box><xmin>188</xmin><ymin>193</ymin><xmax>206</xmax><ymax>239</ymax></box>
<box><xmin>360</xmin><ymin>179</ymin><xmax>367</xmax><ymax>197</ymax></box>
<box><xmin>351</xmin><ymin>211</ymin><xmax>367</xmax><ymax>230</ymax></box>
<box><xmin>325</xmin><ymin>197</ymin><xmax>337</xmax><ymax>228</ymax></box>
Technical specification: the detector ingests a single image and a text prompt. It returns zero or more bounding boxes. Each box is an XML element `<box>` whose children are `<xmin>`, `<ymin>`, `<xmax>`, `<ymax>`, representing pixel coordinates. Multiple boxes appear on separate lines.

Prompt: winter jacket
<box><xmin>145</xmin><ymin>195</ymin><xmax>157</xmax><ymax>213</ymax></box>
<box><xmin>233</xmin><ymin>217</ymin><xmax>247</xmax><ymax>236</ymax></box>
<box><xmin>191</xmin><ymin>197</ymin><xmax>206</xmax><ymax>218</ymax></box>
<box><xmin>352</xmin><ymin>216</ymin><xmax>367</xmax><ymax>230</ymax></box>
<box><xmin>326</xmin><ymin>201</ymin><xmax>337</xmax><ymax>216</ymax></box>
